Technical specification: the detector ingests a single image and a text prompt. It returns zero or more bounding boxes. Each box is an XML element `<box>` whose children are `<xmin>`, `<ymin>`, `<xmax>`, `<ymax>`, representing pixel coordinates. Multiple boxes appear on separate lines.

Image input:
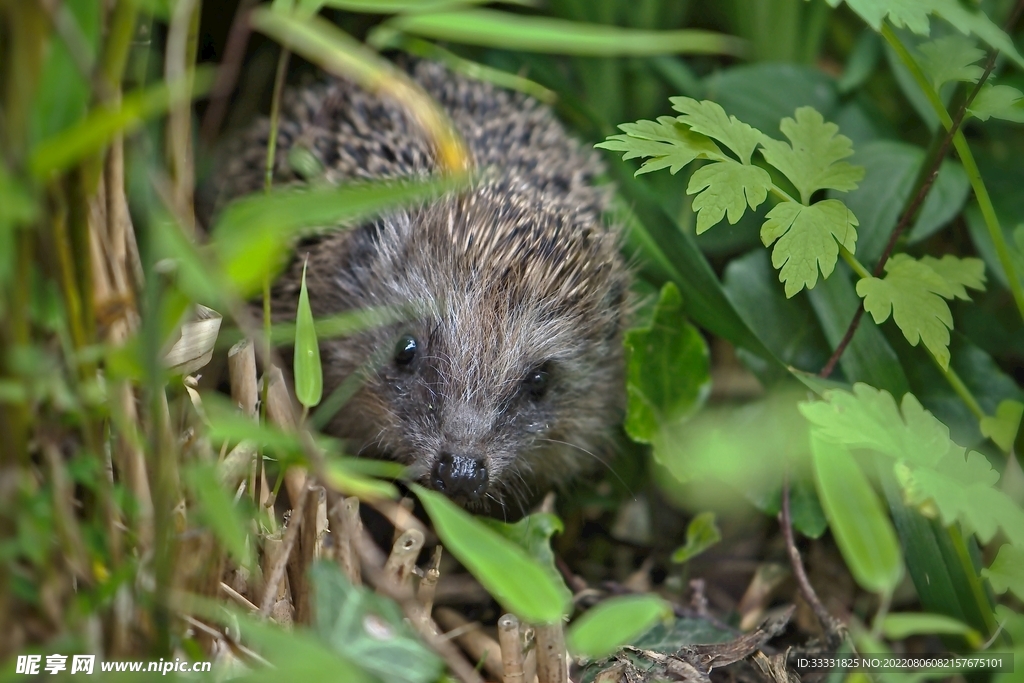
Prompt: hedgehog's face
<box><xmin>342</xmin><ymin>289</ymin><xmax>625</xmax><ymax>516</ymax></box>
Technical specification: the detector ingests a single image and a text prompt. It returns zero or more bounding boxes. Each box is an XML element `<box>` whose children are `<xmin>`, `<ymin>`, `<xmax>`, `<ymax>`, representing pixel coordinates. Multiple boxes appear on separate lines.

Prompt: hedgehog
<box><xmin>215</xmin><ymin>61</ymin><xmax>629</xmax><ymax>515</ymax></box>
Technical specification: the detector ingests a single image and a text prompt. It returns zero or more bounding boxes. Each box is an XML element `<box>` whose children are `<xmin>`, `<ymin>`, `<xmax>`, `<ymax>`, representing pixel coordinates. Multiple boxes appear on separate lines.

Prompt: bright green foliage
<box><xmin>599</xmin><ymin>100</ymin><xmax>861</xmax><ymax>294</ymax></box>
<box><xmin>983</xmin><ymin>545</ymin><xmax>1024</xmax><ymax>602</ymax></box>
<box><xmin>856</xmin><ymin>254</ymin><xmax>985</xmax><ymax>368</ymax></box>
<box><xmin>827</xmin><ymin>0</ymin><xmax>1024</xmax><ymax>70</ymax></box>
<box><xmin>671</xmin><ymin>511</ymin><xmax>721</xmax><ymax>564</ymax></box>
<box><xmin>413</xmin><ymin>485</ymin><xmax>571</xmax><ymax>623</ymax></box>
<box><xmin>968</xmin><ymin>84</ymin><xmax>1024</xmax><ymax>123</ymax></box>
<box><xmin>916</xmin><ymin>35</ymin><xmax>984</xmax><ymax>90</ymax></box>
<box><xmin>294</xmin><ymin>260</ymin><xmax>323</xmax><ymax>409</ymax></box>
<box><xmin>566</xmin><ymin>595</ymin><xmax>672</xmax><ymax>659</ymax></box>
<box><xmin>482</xmin><ymin>513</ymin><xmax>571</xmax><ymax>610</ymax></box>
<box><xmin>811</xmin><ymin>435</ymin><xmax>903</xmax><ymax>595</ymax></box>
<box><xmin>184</xmin><ymin>463</ymin><xmax>255</xmax><ymax>569</ymax></box>
<box><xmin>311</xmin><ymin>562</ymin><xmax>442</xmax><ymax>683</ymax></box>
<box><xmin>622</xmin><ymin>283</ymin><xmax>711</xmax><ymax>445</ymax></box>
<box><xmin>761</xmin><ymin>199</ymin><xmax>859</xmax><ymax>298</ymax></box>
<box><xmin>759</xmin><ymin>107</ymin><xmax>864</xmax><ymax>203</ymax></box>
<box><xmin>687</xmin><ymin>161</ymin><xmax>772</xmax><ymax>234</ymax></box>
<box><xmin>881</xmin><ymin>613</ymin><xmax>981</xmax><ymax>644</ymax></box>
<box><xmin>596</xmin><ymin>117</ymin><xmax>721</xmax><ymax>176</ymax></box>
<box><xmin>801</xmin><ymin>384</ymin><xmax>1024</xmax><ymax>550</ymax></box>
<box><xmin>980</xmin><ymin>400</ymin><xmax>1024</xmax><ymax>453</ymax></box>
<box><xmin>669</xmin><ymin>97</ymin><xmax>763</xmax><ymax>163</ymax></box>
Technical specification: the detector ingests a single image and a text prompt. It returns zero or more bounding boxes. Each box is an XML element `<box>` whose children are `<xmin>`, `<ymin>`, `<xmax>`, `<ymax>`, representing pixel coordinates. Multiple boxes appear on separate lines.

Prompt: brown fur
<box><xmin>215</xmin><ymin>62</ymin><xmax>629</xmax><ymax>515</ymax></box>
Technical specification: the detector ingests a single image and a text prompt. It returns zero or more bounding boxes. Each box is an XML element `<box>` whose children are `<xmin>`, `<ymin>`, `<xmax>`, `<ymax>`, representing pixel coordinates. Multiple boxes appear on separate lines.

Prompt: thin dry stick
<box><xmin>259</xmin><ymin>483</ymin><xmax>309</xmax><ymax>616</ymax></box>
<box><xmin>435</xmin><ymin>607</ymin><xmax>505</xmax><ymax>681</ymax></box>
<box><xmin>328</xmin><ymin>494</ymin><xmax>362</xmax><ymax>585</ymax></box>
<box><xmin>384</xmin><ymin>528</ymin><xmax>425</xmax><ymax>591</ymax></box>
<box><xmin>534</xmin><ymin>622</ymin><xmax>568</xmax><ymax>683</ymax></box>
<box><xmin>498</xmin><ymin>614</ymin><xmax>525</xmax><ymax>683</ymax></box>
<box><xmin>779</xmin><ymin>478</ymin><xmax>844</xmax><ymax>648</ymax></box>
<box><xmin>416</xmin><ymin>546</ymin><xmax>442</xmax><ymax>629</ymax></box>
<box><xmin>199</xmin><ymin>0</ymin><xmax>257</xmax><ymax>144</ymax></box>
<box><xmin>820</xmin><ymin>2</ymin><xmax>1024</xmax><ymax>378</ymax></box>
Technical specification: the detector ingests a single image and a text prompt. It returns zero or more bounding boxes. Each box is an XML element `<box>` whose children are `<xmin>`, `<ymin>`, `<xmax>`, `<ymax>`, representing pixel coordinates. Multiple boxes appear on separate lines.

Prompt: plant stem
<box><xmin>882</xmin><ymin>24</ymin><xmax>1024</xmax><ymax>323</ymax></box>
<box><xmin>930</xmin><ymin>352</ymin><xmax>985</xmax><ymax>421</ymax></box>
<box><xmin>265</xmin><ymin>47</ymin><xmax>291</xmax><ymax>193</ymax></box>
<box><xmin>840</xmin><ymin>246</ymin><xmax>871</xmax><ymax>280</ymax></box>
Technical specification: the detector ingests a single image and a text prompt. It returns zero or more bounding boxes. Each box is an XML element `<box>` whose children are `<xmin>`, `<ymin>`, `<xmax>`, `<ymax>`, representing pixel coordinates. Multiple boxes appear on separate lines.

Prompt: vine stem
<box><xmin>820</xmin><ymin>12</ymin><xmax>1023</xmax><ymax>382</ymax></box>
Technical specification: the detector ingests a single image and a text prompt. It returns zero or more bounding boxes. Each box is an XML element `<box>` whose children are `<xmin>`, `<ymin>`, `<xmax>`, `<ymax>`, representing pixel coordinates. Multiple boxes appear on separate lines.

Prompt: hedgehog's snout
<box><xmin>431</xmin><ymin>451</ymin><xmax>488</xmax><ymax>503</ymax></box>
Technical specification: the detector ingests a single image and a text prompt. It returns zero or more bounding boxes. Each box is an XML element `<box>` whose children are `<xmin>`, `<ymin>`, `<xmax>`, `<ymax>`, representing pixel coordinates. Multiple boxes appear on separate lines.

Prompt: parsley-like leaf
<box><xmin>980</xmin><ymin>400</ymin><xmax>1024</xmax><ymax>453</ymax></box>
<box><xmin>687</xmin><ymin>161</ymin><xmax>771</xmax><ymax>234</ymax></box>
<box><xmin>801</xmin><ymin>383</ymin><xmax>1024</xmax><ymax>548</ymax></box>
<box><xmin>828</xmin><ymin>0</ymin><xmax>1024</xmax><ymax>71</ymax></box>
<box><xmin>669</xmin><ymin>97</ymin><xmax>763</xmax><ymax>164</ymax></box>
<box><xmin>856</xmin><ymin>254</ymin><xmax>984</xmax><ymax>367</ymax></box>
<box><xmin>968</xmin><ymin>84</ymin><xmax>1024</xmax><ymax>123</ymax></box>
<box><xmin>760</xmin><ymin>199</ymin><xmax>858</xmax><ymax>297</ymax></box>
<box><xmin>983</xmin><ymin>545</ymin><xmax>1024</xmax><ymax>602</ymax></box>
<box><xmin>596</xmin><ymin>117</ymin><xmax>722</xmax><ymax>176</ymax></box>
<box><xmin>759</xmin><ymin>107</ymin><xmax>864</xmax><ymax>204</ymax></box>
<box><xmin>917</xmin><ymin>35</ymin><xmax>985</xmax><ymax>90</ymax></box>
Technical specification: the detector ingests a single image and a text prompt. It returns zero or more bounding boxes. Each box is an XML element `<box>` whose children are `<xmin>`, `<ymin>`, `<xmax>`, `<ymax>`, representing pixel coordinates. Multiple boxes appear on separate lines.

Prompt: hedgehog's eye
<box><xmin>394</xmin><ymin>334</ymin><xmax>418</xmax><ymax>366</ymax></box>
<box><xmin>522</xmin><ymin>363</ymin><xmax>551</xmax><ymax>401</ymax></box>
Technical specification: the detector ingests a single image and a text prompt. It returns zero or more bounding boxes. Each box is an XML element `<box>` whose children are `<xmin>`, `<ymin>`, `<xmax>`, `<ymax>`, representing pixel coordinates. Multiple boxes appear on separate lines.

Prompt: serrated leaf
<box><xmin>623</xmin><ymin>283</ymin><xmax>711</xmax><ymax>445</ymax></box>
<box><xmin>881</xmin><ymin>613</ymin><xmax>981</xmax><ymax>644</ymax></box>
<box><xmin>759</xmin><ymin>107</ymin><xmax>863</xmax><ymax>204</ymax></box>
<box><xmin>669</xmin><ymin>97</ymin><xmax>764</xmax><ymax>164</ymax></box>
<box><xmin>414</xmin><ymin>485</ymin><xmax>570</xmax><ymax>623</ymax></box>
<box><xmin>566</xmin><ymin>595</ymin><xmax>673</xmax><ymax>660</ymax></box>
<box><xmin>800</xmin><ymin>385</ymin><xmax>952</xmax><ymax>468</ymax></box>
<box><xmin>311</xmin><ymin>562</ymin><xmax>442</xmax><ymax>683</ymax></box>
<box><xmin>812</xmin><ymin>435</ymin><xmax>903</xmax><ymax>595</ymax></box>
<box><xmin>836</xmin><ymin>0</ymin><xmax>1024</xmax><ymax>71</ymax></box>
<box><xmin>856</xmin><ymin>254</ymin><xmax>986</xmax><ymax>368</ymax></box>
<box><xmin>687</xmin><ymin>160</ymin><xmax>772</xmax><ymax>234</ymax></box>
<box><xmin>760</xmin><ymin>199</ymin><xmax>859</xmax><ymax>297</ymax></box>
<box><xmin>982</xmin><ymin>545</ymin><xmax>1024</xmax><ymax>601</ymax></box>
<box><xmin>917</xmin><ymin>35</ymin><xmax>984</xmax><ymax>90</ymax></box>
<box><xmin>596</xmin><ymin>117</ymin><xmax>722</xmax><ymax>176</ymax></box>
<box><xmin>980</xmin><ymin>400</ymin><xmax>1024</xmax><ymax>453</ymax></box>
<box><xmin>294</xmin><ymin>259</ymin><xmax>323</xmax><ymax>408</ymax></box>
<box><xmin>671</xmin><ymin>511</ymin><xmax>721</xmax><ymax>564</ymax></box>
<box><xmin>968</xmin><ymin>84</ymin><xmax>1024</xmax><ymax>123</ymax></box>
<box><xmin>803</xmin><ymin>384</ymin><xmax>1024</xmax><ymax>550</ymax></box>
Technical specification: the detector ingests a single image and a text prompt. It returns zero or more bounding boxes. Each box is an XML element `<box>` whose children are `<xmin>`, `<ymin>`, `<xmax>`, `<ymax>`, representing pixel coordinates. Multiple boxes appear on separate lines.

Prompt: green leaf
<box><xmin>671</xmin><ymin>511</ymin><xmax>721</xmax><ymax>564</ymax></box>
<box><xmin>967</xmin><ymin>84</ymin><xmax>1024</xmax><ymax>123</ymax></box>
<box><xmin>687</xmin><ymin>160</ymin><xmax>772</xmax><ymax>234</ymax></box>
<box><xmin>213</xmin><ymin>176</ymin><xmax>465</xmax><ymax>296</ymax></box>
<box><xmin>566</xmin><ymin>595</ymin><xmax>672</xmax><ymax>660</ymax></box>
<box><xmin>413</xmin><ymin>485</ymin><xmax>570</xmax><ymax>623</ymax></box>
<box><xmin>834</xmin><ymin>0</ymin><xmax>1024</xmax><ymax>71</ymax></box>
<box><xmin>669</xmin><ymin>97</ymin><xmax>763</xmax><ymax>164</ymax></box>
<box><xmin>311</xmin><ymin>562</ymin><xmax>443</xmax><ymax>683</ymax></box>
<box><xmin>383</xmin><ymin>10</ymin><xmax>746</xmax><ymax>57</ymax></box>
<box><xmin>323</xmin><ymin>0</ymin><xmax>528</xmax><ymax>11</ymax></box>
<box><xmin>811</xmin><ymin>435</ymin><xmax>903</xmax><ymax>595</ymax></box>
<box><xmin>481</xmin><ymin>513</ymin><xmax>571</xmax><ymax>609</ymax></box>
<box><xmin>29</xmin><ymin>68</ymin><xmax>216</xmax><ymax>179</ymax></box>
<box><xmin>982</xmin><ymin>545</ymin><xmax>1024</xmax><ymax>601</ymax></box>
<box><xmin>760</xmin><ymin>199</ymin><xmax>859</xmax><ymax>297</ymax></box>
<box><xmin>184</xmin><ymin>464</ymin><xmax>255</xmax><ymax>569</ymax></box>
<box><xmin>323</xmin><ymin>459</ymin><xmax>399</xmax><ymax>501</ymax></box>
<box><xmin>596</xmin><ymin>117</ymin><xmax>721</xmax><ymax>176</ymax></box>
<box><xmin>898</xmin><ymin>449</ymin><xmax>1024</xmax><ymax>546</ymax></box>
<box><xmin>881</xmin><ymin>613</ymin><xmax>981</xmax><ymax>644</ymax></box>
<box><xmin>622</xmin><ymin>283</ymin><xmax>711</xmax><ymax>445</ymax></box>
<box><xmin>917</xmin><ymin>35</ymin><xmax>985</xmax><ymax>91</ymax></box>
<box><xmin>980</xmin><ymin>400</ymin><xmax>1024</xmax><ymax>453</ymax></box>
<box><xmin>294</xmin><ymin>260</ymin><xmax>323</xmax><ymax>409</ymax></box>
<box><xmin>803</xmin><ymin>384</ymin><xmax>1024</xmax><ymax>549</ymax></box>
<box><xmin>856</xmin><ymin>254</ymin><xmax>986</xmax><ymax>368</ymax></box>
<box><xmin>759</xmin><ymin>107</ymin><xmax>864</xmax><ymax>203</ymax></box>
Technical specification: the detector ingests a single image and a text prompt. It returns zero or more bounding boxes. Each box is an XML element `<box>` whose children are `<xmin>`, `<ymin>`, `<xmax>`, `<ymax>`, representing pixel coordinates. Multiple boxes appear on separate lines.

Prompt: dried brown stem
<box><xmin>384</xmin><ymin>528</ymin><xmax>425</xmax><ymax>591</ymax></box>
<box><xmin>259</xmin><ymin>482</ymin><xmax>309</xmax><ymax>617</ymax></box>
<box><xmin>820</xmin><ymin>2</ymin><xmax>1024</xmax><ymax>378</ymax></box>
<box><xmin>779</xmin><ymin>478</ymin><xmax>844</xmax><ymax>648</ymax></box>
<box><xmin>435</xmin><ymin>607</ymin><xmax>505</xmax><ymax>681</ymax></box>
<box><xmin>498</xmin><ymin>614</ymin><xmax>525</xmax><ymax>683</ymax></box>
<box><xmin>534</xmin><ymin>622</ymin><xmax>568</xmax><ymax>683</ymax></box>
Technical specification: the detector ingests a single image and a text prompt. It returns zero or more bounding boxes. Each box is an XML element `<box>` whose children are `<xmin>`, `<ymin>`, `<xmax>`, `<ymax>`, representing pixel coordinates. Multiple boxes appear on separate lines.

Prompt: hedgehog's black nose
<box><xmin>432</xmin><ymin>452</ymin><xmax>488</xmax><ymax>503</ymax></box>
